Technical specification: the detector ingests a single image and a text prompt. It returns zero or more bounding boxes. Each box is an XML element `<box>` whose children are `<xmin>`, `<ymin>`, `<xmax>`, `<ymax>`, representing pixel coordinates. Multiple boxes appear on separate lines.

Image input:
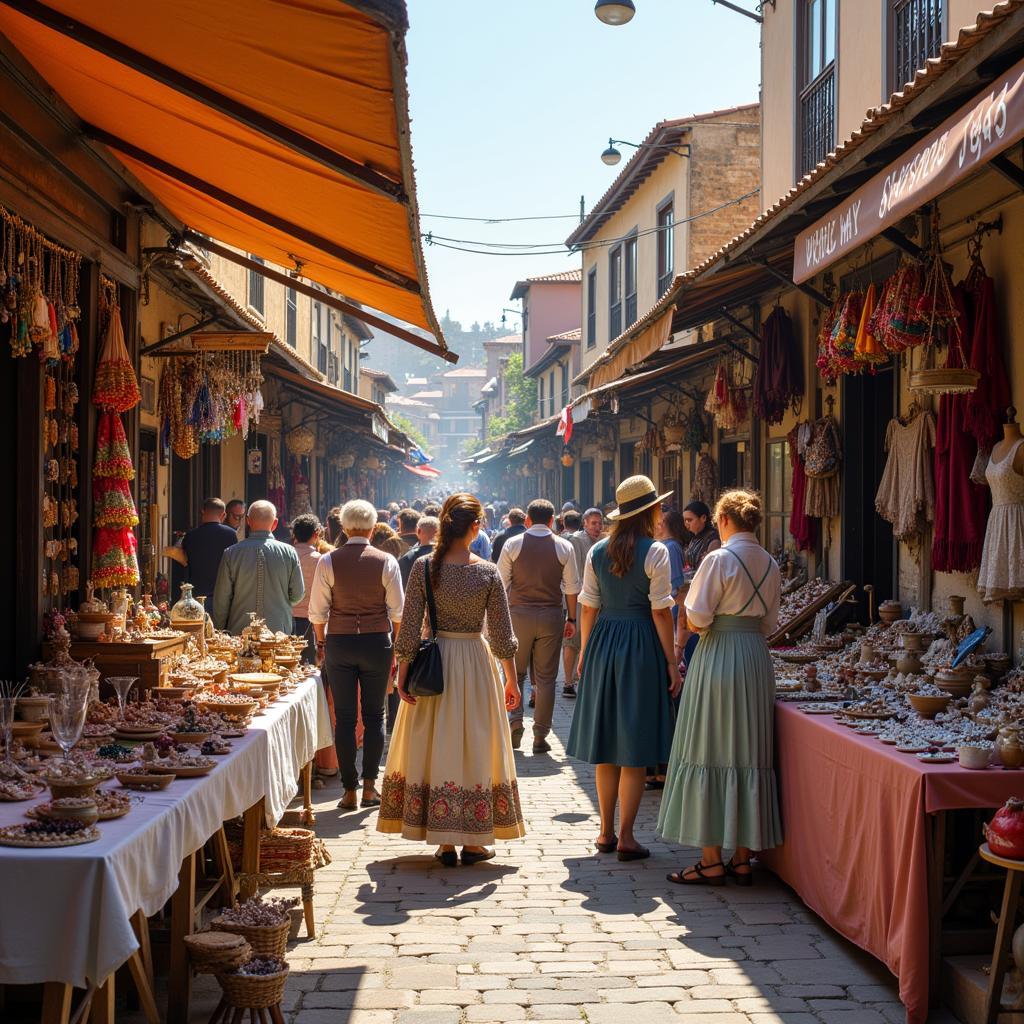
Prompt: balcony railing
<box><xmin>799</xmin><ymin>65</ymin><xmax>835</xmax><ymax>178</ymax></box>
<box><xmin>891</xmin><ymin>0</ymin><xmax>942</xmax><ymax>92</ymax></box>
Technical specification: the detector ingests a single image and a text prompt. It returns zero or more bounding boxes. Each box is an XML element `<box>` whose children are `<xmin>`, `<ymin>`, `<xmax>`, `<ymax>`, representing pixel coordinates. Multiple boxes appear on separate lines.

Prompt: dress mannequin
<box><xmin>991</xmin><ymin>408</ymin><xmax>1024</xmax><ymax>475</ymax></box>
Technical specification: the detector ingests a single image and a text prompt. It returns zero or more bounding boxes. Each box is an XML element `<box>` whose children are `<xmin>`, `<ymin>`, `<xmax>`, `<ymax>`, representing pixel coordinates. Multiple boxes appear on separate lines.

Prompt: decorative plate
<box><xmin>916</xmin><ymin>752</ymin><xmax>956</xmax><ymax>764</ymax></box>
<box><xmin>841</xmin><ymin>708</ymin><xmax>895</xmax><ymax>720</ymax></box>
<box><xmin>0</xmin><ymin>823</ymin><xmax>101</xmax><ymax>847</ymax></box>
<box><xmin>896</xmin><ymin>744</ymin><xmax>931</xmax><ymax>753</ymax></box>
<box><xmin>779</xmin><ymin>652</ymin><xmax>818</xmax><ymax>664</ymax></box>
<box><xmin>798</xmin><ymin>703</ymin><xmax>842</xmax><ymax>714</ymax></box>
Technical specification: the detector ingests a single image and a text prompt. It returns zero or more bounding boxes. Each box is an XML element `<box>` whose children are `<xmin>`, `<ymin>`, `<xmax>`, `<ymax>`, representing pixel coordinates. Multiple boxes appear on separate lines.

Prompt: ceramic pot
<box><xmin>901</xmin><ymin>632</ymin><xmax>927</xmax><ymax>653</ymax></box>
<box><xmin>948</xmin><ymin>595</ymin><xmax>966</xmax><ymax>617</ymax></box>
<box><xmin>969</xmin><ymin>682</ymin><xmax>991</xmax><ymax>713</ymax></box>
<box><xmin>959</xmin><ymin>745</ymin><xmax>992</xmax><ymax>770</ymax></box>
<box><xmin>897</xmin><ymin>649</ymin><xmax>923</xmax><ymax>675</ymax></box>
<box><xmin>997</xmin><ymin>728</ymin><xmax>1024</xmax><ymax>769</ymax></box>
<box><xmin>47</xmin><ymin>798</ymin><xmax>99</xmax><ymax>827</ymax></box>
<box><xmin>935</xmin><ymin>668</ymin><xmax>973</xmax><ymax>698</ymax></box>
<box><xmin>860</xmin><ymin>642</ymin><xmax>877</xmax><ymax>665</ymax></box>
<box><xmin>878</xmin><ymin>601</ymin><xmax>903</xmax><ymax>625</ymax></box>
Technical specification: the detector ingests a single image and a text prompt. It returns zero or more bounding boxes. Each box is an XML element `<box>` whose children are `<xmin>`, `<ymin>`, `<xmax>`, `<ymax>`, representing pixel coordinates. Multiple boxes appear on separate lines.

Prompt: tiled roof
<box><xmin>566</xmin><ymin>104</ymin><xmax>760</xmax><ymax>247</ymax></box>
<box><xmin>443</xmin><ymin>366</ymin><xmax>487</xmax><ymax>378</ymax></box>
<box><xmin>510</xmin><ymin>269</ymin><xmax>583</xmax><ymax>299</ymax></box>
<box><xmin>483</xmin><ymin>334</ymin><xmax>523</xmax><ymax>346</ymax></box>
<box><xmin>410</xmin><ymin>390</ymin><xmax>442</xmax><ymax>400</ymax></box>
<box><xmin>548</xmin><ymin>327</ymin><xmax>581</xmax><ymax>344</ymax></box>
<box><xmin>579</xmin><ymin>1</ymin><xmax>1024</xmax><ymax>385</ymax></box>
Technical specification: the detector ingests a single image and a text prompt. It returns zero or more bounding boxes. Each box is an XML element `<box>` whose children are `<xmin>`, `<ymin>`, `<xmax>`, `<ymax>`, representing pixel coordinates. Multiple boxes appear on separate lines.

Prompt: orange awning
<box><xmin>0</xmin><ymin>0</ymin><xmax>450</xmax><ymax>357</ymax></box>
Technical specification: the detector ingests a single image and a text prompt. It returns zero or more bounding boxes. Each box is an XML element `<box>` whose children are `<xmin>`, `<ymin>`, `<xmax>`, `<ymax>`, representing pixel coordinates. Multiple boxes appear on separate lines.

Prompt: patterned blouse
<box><xmin>395</xmin><ymin>557</ymin><xmax>518</xmax><ymax>663</ymax></box>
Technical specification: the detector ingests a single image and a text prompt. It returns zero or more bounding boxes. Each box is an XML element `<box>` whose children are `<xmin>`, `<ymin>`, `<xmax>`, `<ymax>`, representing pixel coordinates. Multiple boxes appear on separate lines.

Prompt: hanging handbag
<box><xmin>406</xmin><ymin>563</ymin><xmax>444</xmax><ymax>697</ymax></box>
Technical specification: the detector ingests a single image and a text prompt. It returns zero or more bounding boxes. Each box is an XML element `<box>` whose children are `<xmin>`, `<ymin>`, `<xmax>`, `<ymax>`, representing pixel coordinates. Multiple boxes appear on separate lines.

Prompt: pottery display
<box><xmin>958</xmin><ymin>745</ymin><xmax>992</xmax><ymax>770</ymax></box>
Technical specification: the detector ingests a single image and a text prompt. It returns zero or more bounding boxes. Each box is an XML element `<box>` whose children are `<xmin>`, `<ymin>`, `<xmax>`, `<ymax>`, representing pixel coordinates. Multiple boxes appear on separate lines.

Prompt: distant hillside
<box><xmin>361</xmin><ymin>312</ymin><xmax>504</xmax><ymax>385</ymax></box>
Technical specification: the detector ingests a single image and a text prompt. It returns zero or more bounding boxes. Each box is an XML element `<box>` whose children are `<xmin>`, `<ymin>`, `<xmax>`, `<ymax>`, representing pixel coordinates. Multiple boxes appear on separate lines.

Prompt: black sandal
<box><xmin>667</xmin><ymin>861</ymin><xmax>726</xmax><ymax>886</ymax></box>
<box><xmin>726</xmin><ymin>858</ymin><xmax>753</xmax><ymax>886</ymax></box>
<box><xmin>595</xmin><ymin>834</ymin><xmax>618</xmax><ymax>854</ymax></box>
<box><xmin>434</xmin><ymin>849</ymin><xmax>458</xmax><ymax>867</ymax></box>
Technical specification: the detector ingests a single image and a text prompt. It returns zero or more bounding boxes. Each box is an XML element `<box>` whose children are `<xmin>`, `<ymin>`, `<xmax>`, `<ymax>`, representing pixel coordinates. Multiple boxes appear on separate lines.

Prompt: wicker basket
<box><xmin>209</xmin><ymin>916</ymin><xmax>290</xmax><ymax>958</ymax></box>
<box><xmin>217</xmin><ymin>965</ymin><xmax>289</xmax><ymax>1009</ymax></box>
<box><xmin>226</xmin><ymin>826</ymin><xmax>315</xmax><ymax>874</ymax></box>
<box><xmin>908</xmin><ymin>367</ymin><xmax>980</xmax><ymax>395</ymax></box>
<box><xmin>183</xmin><ymin>931</ymin><xmax>252</xmax><ymax>973</ymax></box>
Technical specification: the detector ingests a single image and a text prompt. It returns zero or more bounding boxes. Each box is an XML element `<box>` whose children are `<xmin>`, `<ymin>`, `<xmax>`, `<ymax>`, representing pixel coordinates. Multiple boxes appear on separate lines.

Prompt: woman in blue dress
<box><xmin>567</xmin><ymin>475</ymin><xmax>682</xmax><ymax>861</ymax></box>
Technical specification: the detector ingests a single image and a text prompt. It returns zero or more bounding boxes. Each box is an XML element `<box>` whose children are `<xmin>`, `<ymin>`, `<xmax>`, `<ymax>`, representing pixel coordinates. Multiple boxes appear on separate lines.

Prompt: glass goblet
<box><xmin>0</xmin><ymin>696</ymin><xmax>15</xmax><ymax>764</ymax></box>
<box><xmin>107</xmin><ymin>677</ymin><xmax>138</xmax><ymax>721</ymax></box>
<box><xmin>48</xmin><ymin>693</ymin><xmax>88</xmax><ymax>766</ymax></box>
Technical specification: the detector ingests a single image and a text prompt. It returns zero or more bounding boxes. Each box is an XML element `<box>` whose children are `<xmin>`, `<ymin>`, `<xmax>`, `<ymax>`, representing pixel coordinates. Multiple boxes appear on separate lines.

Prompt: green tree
<box><xmin>487</xmin><ymin>353</ymin><xmax>535</xmax><ymax>444</ymax></box>
<box><xmin>460</xmin><ymin>436</ymin><xmax>486</xmax><ymax>460</ymax></box>
<box><xmin>390</xmin><ymin>413</ymin><xmax>429</xmax><ymax>453</ymax></box>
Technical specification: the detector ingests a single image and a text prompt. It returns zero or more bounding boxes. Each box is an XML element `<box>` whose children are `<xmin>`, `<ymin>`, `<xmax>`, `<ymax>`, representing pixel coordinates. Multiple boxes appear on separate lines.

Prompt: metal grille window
<box><xmin>285</xmin><ymin>287</ymin><xmax>297</xmax><ymax>347</ymax></box>
<box><xmin>798</xmin><ymin>0</ymin><xmax>836</xmax><ymax>178</ymax></box>
<box><xmin>586</xmin><ymin>268</ymin><xmax>597</xmax><ymax>349</ymax></box>
<box><xmin>890</xmin><ymin>0</ymin><xmax>943</xmax><ymax>93</ymax></box>
<box><xmin>247</xmin><ymin>255</ymin><xmax>265</xmax><ymax>315</ymax></box>
<box><xmin>609</xmin><ymin>246</ymin><xmax>622</xmax><ymax>341</ymax></box>
<box><xmin>624</xmin><ymin>232</ymin><xmax>638</xmax><ymax>328</ymax></box>
<box><xmin>560</xmin><ymin>364</ymin><xmax>569</xmax><ymax>408</ymax></box>
<box><xmin>656</xmin><ymin>200</ymin><xmax>674</xmax><ymax>298</ymax></box>
<box><xmin>765</xmin><ymin>439</ymin><xmax>794</xmax><ymax>555</ymax></box>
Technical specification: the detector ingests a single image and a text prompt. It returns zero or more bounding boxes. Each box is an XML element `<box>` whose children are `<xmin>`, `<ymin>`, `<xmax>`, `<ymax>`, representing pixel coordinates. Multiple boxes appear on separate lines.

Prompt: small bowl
<box><xmin>909</xmin><ymin>693</ymin><xmax>951</xmax><ymax>719</ymax></box>
<box><xmin>116</xmin><ymin>771</ymin><xmax>174</xmax><ymax>791</ymax></box>
<box><xmin>158</xmin><ymin>686</ymin><xmax>194</xmax><ymax>701</ymax></box>
<box><xmin>16</xmin><ymin>697</ymin><xmax>50</xmax><ymax>723</ymax></box>
<box><xmin>959</xmin><ymin>745</ymin><xmax>992</xmax><ymax>770</ymax></box>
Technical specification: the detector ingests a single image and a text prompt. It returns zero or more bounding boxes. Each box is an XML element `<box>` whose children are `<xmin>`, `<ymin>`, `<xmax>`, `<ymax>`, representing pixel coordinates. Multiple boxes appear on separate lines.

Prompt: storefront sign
<box><xmin>371</xmin><ymin>412</ymin><xmax>389</xmax><ymax>442</ymax></box>
<box><xmin>794</xmin><ymin>54</ymin><xmax>1024</xmax><ymax>283</ymax></box>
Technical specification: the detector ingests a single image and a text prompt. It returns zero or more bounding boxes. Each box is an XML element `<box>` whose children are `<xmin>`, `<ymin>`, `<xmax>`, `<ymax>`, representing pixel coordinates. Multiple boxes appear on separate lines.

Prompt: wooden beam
<box><xmin>989</xmin><ymin>153</ymin><xmax>1024</xmax><ymax>192</ymax></box>
<box><xmin>881</xmin><ymin>226</ymin><xmax>926</xmax><ymax>260</ymax></box>
<box><xmin>82</xmin><ymin>125</ymin><xmax>421</xmax><ymax>295</ymax></box>
<box><xmin>186</xmin><ymin>233</ymin><xmax>457</xmax><ymax>363</ymax></box>
<box><xmin>718</xmin><ymin>307</ymin><xmax>762</xmax><ymax>345</ymax></box>
<box><xmin>756</xmin><ymin>258</ymin><xmax>832</xmax><ymax>307</ymax></box>
<box><xmin>139</xmin><ymin>315</ymin><xmax>221</xmax><ymax>356</ymax></box>
<box><xmin>0</xmin><ymin>0</ymin><xmax>407</xmax><ymax>203</ymax></box>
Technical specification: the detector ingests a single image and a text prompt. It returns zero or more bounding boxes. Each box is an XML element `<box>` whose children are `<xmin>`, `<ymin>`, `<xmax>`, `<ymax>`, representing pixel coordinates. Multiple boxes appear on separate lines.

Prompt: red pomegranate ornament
<box><xmin>986</xmin><ymin>798</ymin><xmax>1024</xmax><ymax>859</ymax></box>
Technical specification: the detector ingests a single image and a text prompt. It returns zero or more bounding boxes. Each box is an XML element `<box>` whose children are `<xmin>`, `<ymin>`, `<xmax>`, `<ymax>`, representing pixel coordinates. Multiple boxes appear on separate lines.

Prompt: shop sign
<box><xmin>794</xmin><ymin>54</ymin><xmax>1024</xmax><ymax>283</ymax></box>
<box><xmin>371</xmin><ymin>412</ymin><xmax>389</xmax><ymax>442</ymax></box>
<box><xmin>246</xmin><ymin>449</ymin><xmax>263</xmax><ymax>475</ymax></box>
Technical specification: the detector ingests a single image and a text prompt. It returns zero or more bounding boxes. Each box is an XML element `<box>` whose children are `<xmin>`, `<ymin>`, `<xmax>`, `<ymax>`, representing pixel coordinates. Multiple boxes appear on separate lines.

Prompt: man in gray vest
<box><xmin>308</xmin><ymin>499</ymin><xmax>404</xmax><ymax>812</ymax></box>
<box><xmin>497</xmin><ymin>498</ymin><xmax>581</xmax><ymax>754</ymax></box>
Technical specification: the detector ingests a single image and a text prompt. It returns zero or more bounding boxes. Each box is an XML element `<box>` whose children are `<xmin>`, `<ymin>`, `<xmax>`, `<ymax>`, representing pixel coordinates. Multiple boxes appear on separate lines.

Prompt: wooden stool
<box><xmin>206</xmin><ymin>998</ymin><xmax>285</xmax><ymax>1024</ymax></box>
<box><xmin>979</xmin><ymin>842</ymin><xmax>1024</xmax><ymax>1023</ymax></box>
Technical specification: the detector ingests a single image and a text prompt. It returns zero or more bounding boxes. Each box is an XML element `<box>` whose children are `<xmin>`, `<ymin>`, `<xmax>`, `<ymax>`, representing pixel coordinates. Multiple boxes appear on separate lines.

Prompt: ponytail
<box><xmin>431</xmin><ymin>493</ymin><xmax>484</xmax><ymax>583</ymax></box>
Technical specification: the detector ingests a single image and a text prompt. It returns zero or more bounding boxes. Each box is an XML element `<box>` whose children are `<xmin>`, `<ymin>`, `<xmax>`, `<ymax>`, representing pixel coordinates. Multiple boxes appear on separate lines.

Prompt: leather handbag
<box><xmin>406</xmin><ymin>563</ymin><xmax>444</xmax><ymax>697</ymax></box>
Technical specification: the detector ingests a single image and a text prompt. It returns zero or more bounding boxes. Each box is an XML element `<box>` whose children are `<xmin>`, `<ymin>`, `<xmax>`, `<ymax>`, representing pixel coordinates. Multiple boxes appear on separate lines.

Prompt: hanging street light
<box><xmin>599</xmin><ymin>138</ymin><xmax>691</xmax><ymax>166</ymax></box>
<box><xmin>594</xmin><ymin>0</ymin><xmax>635</xmax><ymax>26</ymax></box>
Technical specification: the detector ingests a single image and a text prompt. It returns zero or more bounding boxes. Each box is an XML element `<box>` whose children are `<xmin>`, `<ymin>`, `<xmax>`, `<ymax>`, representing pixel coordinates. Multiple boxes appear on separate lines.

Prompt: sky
<box><xmin>405</xmin><ymin>0</ymin><xmax>762</xmax><ymax>337</ymax></box>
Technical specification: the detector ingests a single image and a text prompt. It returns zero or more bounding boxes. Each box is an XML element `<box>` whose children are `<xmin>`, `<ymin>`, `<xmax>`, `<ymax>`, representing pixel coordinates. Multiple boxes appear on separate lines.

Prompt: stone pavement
<box><xmin>184</xmin><ymin>690</ymin><xmax>959</xmax><ymax>1024</ymax></box>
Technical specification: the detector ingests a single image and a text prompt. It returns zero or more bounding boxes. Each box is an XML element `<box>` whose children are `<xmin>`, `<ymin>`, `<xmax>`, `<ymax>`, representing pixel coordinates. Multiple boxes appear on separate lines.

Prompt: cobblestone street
<box><xmin>214</xmin><ymin>687</ymin><xmax>957</xmax><ymax>1024</ymax></box>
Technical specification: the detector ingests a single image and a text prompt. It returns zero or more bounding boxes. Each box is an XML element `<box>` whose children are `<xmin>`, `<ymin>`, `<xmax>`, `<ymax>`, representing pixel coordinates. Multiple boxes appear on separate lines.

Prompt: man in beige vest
<box><xmin>497</xmin><ymin>498</ymin><xmax>581</xmax><ymax>753</ymax></box>
<box><xmin>309</xmin><ymin>499</ymin><xmax>403</xmax><ymax>811</ymax></box>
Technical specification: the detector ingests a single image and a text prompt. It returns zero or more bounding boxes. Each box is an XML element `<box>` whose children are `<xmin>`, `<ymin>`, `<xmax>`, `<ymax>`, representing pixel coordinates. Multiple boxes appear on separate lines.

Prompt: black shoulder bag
<box><xmin>406</xmin><ymin>563</ymin><xmax>444</xmax><ymax>697</ymax></box>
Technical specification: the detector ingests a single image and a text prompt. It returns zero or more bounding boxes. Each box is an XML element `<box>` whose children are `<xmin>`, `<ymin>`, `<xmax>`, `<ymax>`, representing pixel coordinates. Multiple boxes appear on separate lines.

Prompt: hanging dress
<box><xmin>977</xmin><ymin>438</ymin><xmax>1024</xmax><ymax>603</ymax></box>
<box><xmin>874</xmin><ymin>411</ymin><xmax>936</xmax><ymax>541</ymax></box>
<box><xmin>787</xmin><ymin>424</ymin><xmax>816</xmax><ymax>551</ymax></box>
<box><xmin>658</xmin><ymin>536</ymin><xmax>783</xmax><ymax>851</ymax></box>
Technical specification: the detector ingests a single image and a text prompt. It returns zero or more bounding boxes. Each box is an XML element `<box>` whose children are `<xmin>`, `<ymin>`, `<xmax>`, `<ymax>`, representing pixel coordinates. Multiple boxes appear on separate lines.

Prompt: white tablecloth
<box><xmin>0</xmin><ymin>676</ymin><xmax>332</xmax><ymax>988</ymax></box>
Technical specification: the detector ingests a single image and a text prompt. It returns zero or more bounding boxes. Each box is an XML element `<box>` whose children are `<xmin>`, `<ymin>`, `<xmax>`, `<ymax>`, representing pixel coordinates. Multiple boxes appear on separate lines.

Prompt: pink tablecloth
<box><xmin>761</xmin><ymin>702</ymin><xmax>1024</xmax><ymax>1024</ymax></box>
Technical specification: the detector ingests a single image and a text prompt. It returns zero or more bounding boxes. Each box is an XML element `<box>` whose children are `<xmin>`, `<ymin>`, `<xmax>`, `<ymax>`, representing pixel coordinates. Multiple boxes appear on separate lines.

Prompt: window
<box><xmin>609</xmin><ymin>246</ymin><xmax>622</xmax><ymax>341</ymax></box>
<box><xmin>285</xmin><ymin>288</ymin><xmax>297</xmax><ymax>347</ymax></box>
<box><xmin>586</xmin><ymin>268</ymin><xmax>597</xmax><ymax>349</ymax></box>
<box><xmin>247</xmin><ymin>255</ymin><xmax>265</xmax><ymax>315</ymax></box>
<box><xmin>624</xmin><ymin>231</ymin><xmax>638</xmax><ymax>328</ymax></box>
<box><xmin>798</xmin><ymin>0</ymin><xmax>836</xmax><ymax>178</ymax></box>
<box><xmin>327</xmin><ymin>351</ymin><xmax>339</xmax><ymax>386</ymax></box>
<box><xmin>312</xmin><ymin>301</ymin><xmax>328</xmax><ymax>375</ymax></box>
<box><xmin>561</xmin><ymin>463</ymin><xmax>575</xmax><ymax>506</ymax></box>
<box><xmin>765</xmin><ymin>439</ymin><xmax>794</xmax><ymax>554</ymax></box>
<box><xmin>656</xmin><ymin>199</ymin><xmax>674</xmax><ymax>298</ymax></box>
<box><xmin>889</xmin><ymin>0</ymin><xmax>942</xmax><ymax>93</ymax></box>
<box><xmin>560</xmin><ymin>363</ymin><xmax>569</xmax><ymax>409</ymax></box>
<box><xmin>539</xmin><ymin>376</ymin><xmax>546</xmax><ymax>418</ymax></box>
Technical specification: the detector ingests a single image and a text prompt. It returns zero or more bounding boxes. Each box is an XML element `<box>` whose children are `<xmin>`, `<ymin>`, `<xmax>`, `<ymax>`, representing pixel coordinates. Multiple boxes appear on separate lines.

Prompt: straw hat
<box><xmin>607</xmin><ymin>474</ymin><xmax>673</xmax><ymax>521</ymax></box>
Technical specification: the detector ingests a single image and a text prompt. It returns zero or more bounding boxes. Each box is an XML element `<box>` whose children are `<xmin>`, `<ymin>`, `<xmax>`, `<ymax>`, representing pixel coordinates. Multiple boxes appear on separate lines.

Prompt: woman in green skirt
<box><xmin>566</xmin><ymin>475</ymin><xmax>682</xmax><ymax>862</ymax></box>
<box><xmin>658</xmin><ymin>489</ymin><xmax>782</xmax><ymax>885</ymax></box>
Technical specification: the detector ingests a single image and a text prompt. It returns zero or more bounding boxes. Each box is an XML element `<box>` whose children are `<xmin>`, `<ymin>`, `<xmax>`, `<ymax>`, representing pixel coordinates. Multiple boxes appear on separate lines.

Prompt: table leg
<box><xmin>40</xmin><ymin>983</ymin><xmax>73</xmax><ymax>1024</ymax></box>
<box><xmin>927</xmin><ymin>811</ymin><xmax>947</xmax><ymax>1003</ymax></box>
<box><xmin>126</xmin><ymin>951</ymin><xmax>160</xmax><ymax>1024</ymax></box>
<box><xmin>240</xmin><ymin>799</ymin><xmax>264</xmax><ymax>900</ymax></box>
<box><xmin>88</xmin><ymin>977</ymin><xmax>114</xmax><ymax>1024</ymax></box>
<box><xmin>301</xmin><ymin>761</ymin><xmax>315</xmax><ymax>825</ymax></box>
<box><xmin>984</xmin><ymin>868</ymin><xmax>1023</xmax><ymax>1024</ymax></box>
<box><xmin>168</xmin><ymin>850</ymin><xmax>196</xmax><ymax>1024</ymax></box>
<box><xmin>130</xmin><ymin>909</ymin><xmax>155</xmax><ymax>995</ymax></box>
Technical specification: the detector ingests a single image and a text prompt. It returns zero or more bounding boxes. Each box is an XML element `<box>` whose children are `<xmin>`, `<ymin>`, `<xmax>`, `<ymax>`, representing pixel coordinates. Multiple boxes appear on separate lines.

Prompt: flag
<box><xmin>404</xmin><ymin>463</ymin><xmax>441</xmax><ymax>478</ymax></box>
<box><xmin>407</xmin><ymin>445</ymin><xmax>433</xmax><ymax>465</ymax></box>
<box><xmin>556</xmin><ymin>405</ymin><xmax>573</xmax><ymax>445</ymax></box>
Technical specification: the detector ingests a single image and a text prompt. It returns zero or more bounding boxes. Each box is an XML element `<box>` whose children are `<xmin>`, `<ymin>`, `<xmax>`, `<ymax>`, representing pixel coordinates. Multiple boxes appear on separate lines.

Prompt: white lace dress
<box><xmin>977</xmin><ymin>438</ymin><xmax>1024</xmax><ymax>602</ymax></box>
<box><xmin>874</xmin><ymin>412</ymin><xmax>935</xmax><ymax>540</ymax></box>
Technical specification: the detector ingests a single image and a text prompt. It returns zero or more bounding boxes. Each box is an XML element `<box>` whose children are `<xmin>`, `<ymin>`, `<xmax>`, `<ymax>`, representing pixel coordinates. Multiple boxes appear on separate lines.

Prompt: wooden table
<box><xmin>43</xmin><ymin>636</ymin><xmax>190</xmax><ymax>694</ymax></box>
<box><xmin>978</xmin><ymin>842</ymin><xmax>1024</xmax><ymax>1024</ymax></box>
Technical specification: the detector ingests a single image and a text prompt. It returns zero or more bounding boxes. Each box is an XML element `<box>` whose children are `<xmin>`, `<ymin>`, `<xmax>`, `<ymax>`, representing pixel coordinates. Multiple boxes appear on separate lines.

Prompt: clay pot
<box><xmin>901</xmin><ymin>632</ymin><xmax>927</xmax><ymax>653</ymax></box>
<box><xmin>46</xmin><ymin>798</ymin><xmax>99</xmax><ymax>827</ymax></box>
<box><xmin>948</xmin><ymin>595</ymin><xmax>966</xmax><ymax>617</ymax></box>
<box><xmin>897</xmin><ymin>649</ymin><xmax>923</xmax><ymax>675</ymax></box>
<box><xmin>968</xmin><ymin>682</ymin><xmax>991</xmax><ymax>713</ymax></box>
<box><xmin>878</xmin><ymin>601</ymin><xmax>904</xmax><ymax>626</ymax></box>
<box><xmin>860</xmin><ymin>642</ymin><xmax>877</xmax><ymax>665</ymax></box>
<box><xmin>935</xmin><ymin>668</ymin><xmax>973</xmax><ymax>698</ymax></box>
<box><xmin>997</xmin><ymin>729</ymin><xmax>1024</xmax><ymax>769</ymax></box>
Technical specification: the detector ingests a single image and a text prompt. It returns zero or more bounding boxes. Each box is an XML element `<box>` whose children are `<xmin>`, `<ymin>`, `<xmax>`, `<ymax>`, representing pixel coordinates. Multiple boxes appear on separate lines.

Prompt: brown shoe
<box><xmin>337</xmin><ymin>789</ymin><xmax>358</xmax><ymax>811</ymax></box>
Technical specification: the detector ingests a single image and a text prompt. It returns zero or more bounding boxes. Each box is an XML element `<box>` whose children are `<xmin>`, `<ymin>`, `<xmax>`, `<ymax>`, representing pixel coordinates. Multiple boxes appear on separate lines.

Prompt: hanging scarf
<box><xmin>931</xmin><ymin>284</ymin><xmax>989</xmax><ymax>573</ymax></box>
<box><xmin>788</xmin><ymin>425</ymin><xmax>816</xmax><ymax>551</ymax></box>
<box><xmin>753</xmin><ymin>306</ymin><xmax>804</xmax><ymax>424</ymax></box>
<box><xmin>963</xmin><ymin>272</ymin><xmax>1010</xmax><ymax>449</ymax></box>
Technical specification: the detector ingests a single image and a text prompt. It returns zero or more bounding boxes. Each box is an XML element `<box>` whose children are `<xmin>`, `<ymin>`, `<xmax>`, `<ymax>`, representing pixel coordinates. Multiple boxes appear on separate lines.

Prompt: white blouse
<box><xmin>684</xmin><ymin>533</ymin><xmax>781</xmax><ymax>635</ymax></box>
<box><xmin>579</xmin><ymin>540</ymin><xmax>675</xmax><ymax>610</ymax></box>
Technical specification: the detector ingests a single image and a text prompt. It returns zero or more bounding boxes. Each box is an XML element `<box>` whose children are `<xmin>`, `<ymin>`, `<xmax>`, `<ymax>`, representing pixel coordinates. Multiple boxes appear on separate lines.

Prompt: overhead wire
<box><xmin>422</xmin><ymin>189</ymin><xmax>761</xmax><ymax>255</ymax></box>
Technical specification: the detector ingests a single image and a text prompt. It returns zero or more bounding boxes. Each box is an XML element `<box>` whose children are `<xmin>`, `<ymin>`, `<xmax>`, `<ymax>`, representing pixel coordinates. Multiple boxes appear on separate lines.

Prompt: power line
<box><xmin>421</xmin><ymin>212</ymin><xmax>580</xmax><ymax>222</ymax></box>
<box><xmin>422</xmin><ymin>189</ymin><xmax>761</xmax><ymax>255</ymax></box>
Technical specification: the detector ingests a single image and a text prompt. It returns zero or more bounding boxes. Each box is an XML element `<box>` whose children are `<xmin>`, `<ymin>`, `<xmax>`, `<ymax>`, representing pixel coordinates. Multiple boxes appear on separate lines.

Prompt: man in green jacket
<box><xmin>212</xmin><ymin>500</ymin><xmax>304</xmax><ymax>635</ymax></box>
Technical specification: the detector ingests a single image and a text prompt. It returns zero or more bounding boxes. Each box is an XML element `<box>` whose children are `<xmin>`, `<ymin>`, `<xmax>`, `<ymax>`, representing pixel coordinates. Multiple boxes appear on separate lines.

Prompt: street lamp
<box><xmin>599</xmin><ymin>138</ymin><xmax>692</xmax><ymax>167</ymax></box>
<box><xmin>594</xmin><ymin>0</ymin><xmax>635</xmax><ymax>25</ymax></box>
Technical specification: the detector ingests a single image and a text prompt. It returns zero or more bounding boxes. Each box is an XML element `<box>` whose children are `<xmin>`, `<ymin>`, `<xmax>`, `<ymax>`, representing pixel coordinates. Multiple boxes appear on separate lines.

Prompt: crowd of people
<box><xmin>174</xmin><ymin>475</ymin><xmax>782</xmax><ymax>880</ymax></box>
